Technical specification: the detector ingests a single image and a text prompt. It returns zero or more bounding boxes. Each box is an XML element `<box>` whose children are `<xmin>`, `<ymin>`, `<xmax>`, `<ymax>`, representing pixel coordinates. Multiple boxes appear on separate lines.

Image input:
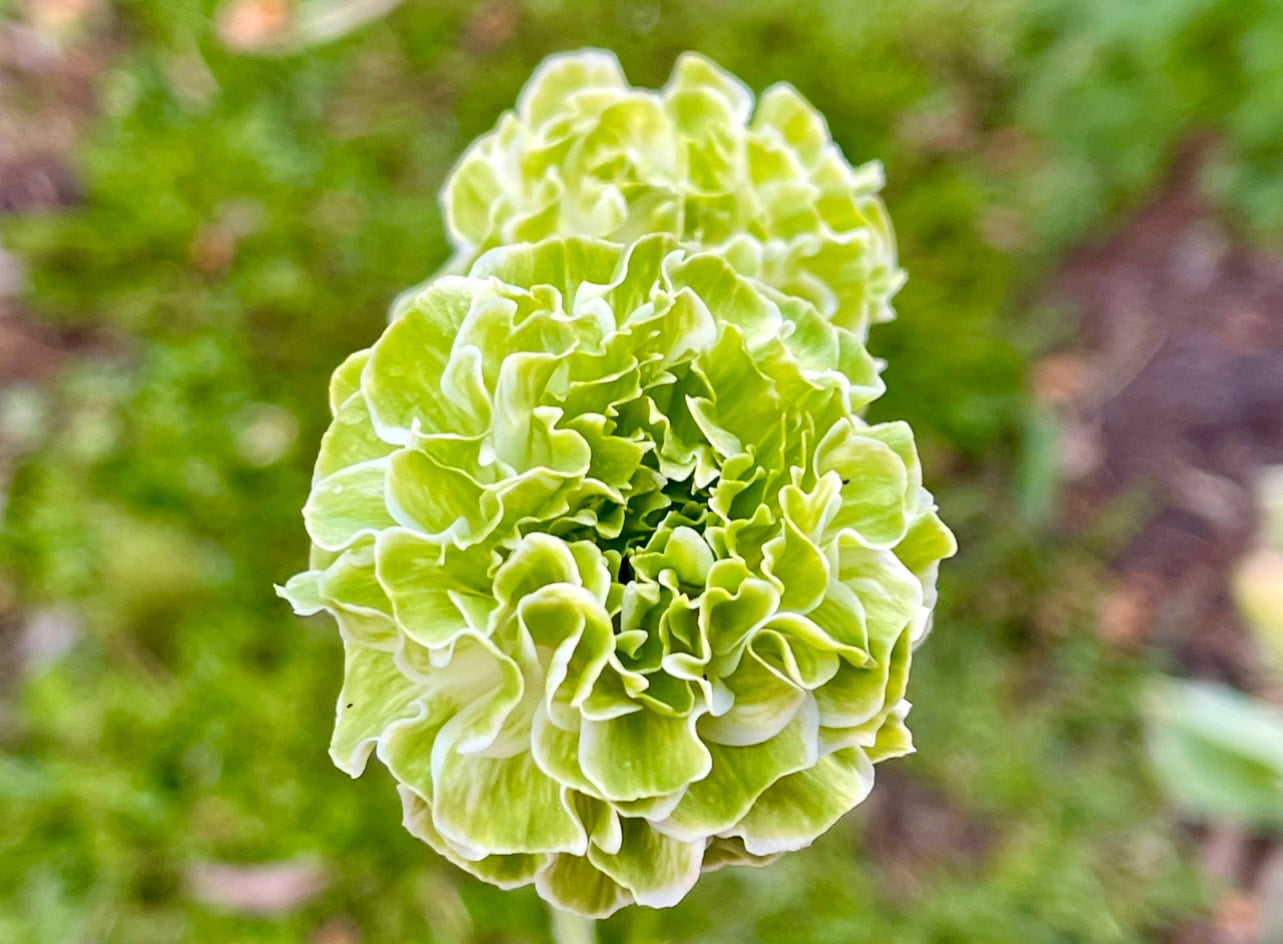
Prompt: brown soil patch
<box><xmin>855</xmin><ymin>769</ymin><xmax>994</xmax><ymax>902</ymax></box>
<box><xmin>1053</xmin><ymin>144</ymin><xmax>1283</xmax><ymax>687</ymax></box>
<box><xmin>1050</xmin><ymin>143</ymin><xmax>1283</xmax><ymax>943</ymax></box>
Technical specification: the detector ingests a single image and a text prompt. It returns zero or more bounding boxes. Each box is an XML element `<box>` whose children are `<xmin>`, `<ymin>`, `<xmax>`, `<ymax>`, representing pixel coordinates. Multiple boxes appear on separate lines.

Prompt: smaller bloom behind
<box><xmin>428</xmin><ymin>50</ymin><xmax>904</xmax><ymax>342</ymax></box>
<box><xmin>281</xmin><ymin>235</ymin><xmax>954</xmax><ymax>917</ymax></box>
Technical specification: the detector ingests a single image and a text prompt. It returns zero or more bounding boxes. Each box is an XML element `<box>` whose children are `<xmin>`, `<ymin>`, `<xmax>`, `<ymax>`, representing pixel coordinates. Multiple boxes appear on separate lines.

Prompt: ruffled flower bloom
<box><xmin>436</xmin><ymin>50</ymin><xmax>904</xmax><ymax>341</ymax></box>
<box><xmin>281</xmin><ymin>236</ymin><xmax>954</xmax><ymax>916</ymax></box>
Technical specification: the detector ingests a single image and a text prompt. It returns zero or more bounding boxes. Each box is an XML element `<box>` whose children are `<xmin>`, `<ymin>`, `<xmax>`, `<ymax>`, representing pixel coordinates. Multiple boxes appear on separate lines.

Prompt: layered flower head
<box><xmin>440</xmin><ymin>50</ymin><xmax>904</xmax><ymax>341</ymax></box>
<box><xmin>281</xmin><ymin>236</ymin><xmax>953</xmax><ymax>916</ymax></box>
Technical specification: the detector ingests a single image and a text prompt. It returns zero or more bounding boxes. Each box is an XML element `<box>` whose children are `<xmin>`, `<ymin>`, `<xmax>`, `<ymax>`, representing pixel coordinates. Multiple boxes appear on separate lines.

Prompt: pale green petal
<box><xmin>702</xmin><ymin>653</ymin><xmax>807</xmax><ymax>747</ymax></box>
<box><xmin>277</xmin><ymin>570</ymin><xmax>324</xmax><ymax>615</ymax></box>
<box><xmin>531</xmin><ymin>708</ymin><xmax>597</xmax><ymax>796</ymax></box>
<box><xmin>330</xmin><ymin>644</ymin><xmax>423</xmax><ymax>776</ymax></box>
<box><xmin>752</xmin><ymin>84</ymin><xmax>830</xmax><ymax>166</ymax></box>
<box><xmin>588</xmin><ymin>817</ymin><xmax>704</xmax><ymax>908</ymax></box>
<box><xmin>814</xmin><ymin>647</ymin><xmax>893</xmax><ymax>728</ymax></box>
<box><xmin>726</xmin><ymin>747</ymin><xmax>875</xmax><ymax>855</ymax></box>
<box><xmin>374</xmin><ymin>629</ymin><xmax>528</xmax><ymax>799</ymax></box>
<box><xmin>520</xmin><ymin>587</ymin><xmax>614</xmax><ymax>725</ymax></box>
<box><xmin>364</xmin><ymin>289</ymin><xmax>486</xmax><ymax>443</ymax></box>
<box><xmin>896</xmin><ymin>509</ymin><xmax>958</xmax><ymax>583</ymax></box>
<box><xmin>701</xmin><ymin>835</ymin><xmax>781</xmax><ymax>873</ymax></box>
<box><xmin>376</xmin><ymin>531</ymin><xmax>495</xmax><ymax>648</ymax></box>
<box><xmin>471</xmin><ymin>236</ymin><xmax>624</xmax><ymax>303</ymax></box>
<box><xmin>761</xmin><ymin>515</ymin><xmax>830</xmax><ymax>612</ymax></box>
<box><xmin>442</xmin><ymin>149</ymin><xmax>502</xmax><ymax>250</ymax></box>
<box><xmin>494</xmin><ymin>532</ymin><xmax>582</xmax><ymax>605</ymax></box>
<box><xmin>303</xmin><ymin>460</ymin><xmax>395</xmax><ymax>551</ymax></box>
<box><xmin>536</xmin><ymin>853</ymin><xmax>631</xmax><ymax>919</ymax></box>
<box><xmin>314</xmin><ymin>543</ymin><xmax>399</xmax><ymax>647</ymax></box>
<box><xmin>664</xmin><ymin>52</ymin><xmax>753</xmax><ymax>125</ymax></box>
<box><xmin>315</xmin><ymin>392</ymin><xmax>394</xmax><ymax>479</ymax></box>
<box><xmin>315</xmin><ymin>543</ymin><xmax>389</xmax><ymax>614</ymax></box>
<box><xmin>384</xmin><ymin>447</ymin><xmax>491</xmax><ymax>541</ymax></box>
<box><xmin>663</xmin><ymin>700</ymin><xmax>818</xmax><ymax>839</ymax></box>
<box><xmin>376</xmin><ymin>713</ymin><xmax>440</xmax><ymax>798</ymax></box>
<box><xmin>431</xmin><ymin>747</ymin><xmax>587</xmax><ymax>857</ymax></box>
<box><xmin>400</xmin><ymin>787</ymin><xmax>548</xmax><ymax>888</ymax></box>
<box><xmin>518</xmin><ymin>49</ymin><xmax>629</xmax><ymax>126</ymax></box>
<box><xmin>579</xmin><ymin>708</ymin><xmax>712</xmax><ymax>802</ymax></box>
<box><xmin>865</xmin><ymin>702</ymin><xmax>915</xmax><ymax>763</ymax></box>
<box><xmin>436</xmin><ymin>49</ymin><xmax>903</xmax><ymax>341</ymax></box>
<box><xmin>428</xmin><ymin>633</ymin><xmax>526</xmax><ymax>754</ymax></box>
<box><xmin>835</xmin><ymin>538</ymin><xmax>923</xmax><ymax>646</ymax></box>
<box><xmin>327</xmin><ymin>349</ymin><xmax>369</xmax><ymax>416</ymax></box>
<box><xmin>701</xmin><ymin>570</ymin><xmax>780</xmax><ymax>659</ymax></box>
<box><xmin>814</xmin><ymin>419</ymin><xmax>912</xmax><ymax>548</ymax></box>
<box><xmin>748</xmin><ymin>623</ymin><xmax>840</xmax><ymax>690</ymax></box>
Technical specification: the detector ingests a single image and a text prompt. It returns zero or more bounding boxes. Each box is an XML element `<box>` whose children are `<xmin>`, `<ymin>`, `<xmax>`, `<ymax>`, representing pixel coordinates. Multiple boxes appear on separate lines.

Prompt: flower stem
<box><xmin>550</xmin><ymin>907</ymin><xmax>596</xmax><ymax>944</ymax></box>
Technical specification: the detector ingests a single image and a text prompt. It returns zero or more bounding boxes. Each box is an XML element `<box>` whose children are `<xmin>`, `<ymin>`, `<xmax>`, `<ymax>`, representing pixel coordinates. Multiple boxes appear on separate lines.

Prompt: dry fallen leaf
<box><xmin>464</xmin><ymin>0</ymin><xmax>519</xmax><ymax>52</ymax></box>
<box><xmin>21</xmin><ymin>0</ymin><xmax>103</xmax><ymax>30</ymax></box>
<box><xmin>1031</xmin><ymin>352</ymin><xmax>1088</xmax><ymax>407</ymax></box>
<box><xmin>1098</xmin><ymin>572</ymin><xmax>1161</xmax><ymax>648</ymax></box>
<box><xmin>187</xmin><ymin>858</ymin><xmax>329</xmax><ymax>915</ymax></box>
<box><xmin>1213</xmin><ymin>890</ymin><xmax>1260</xmax><ymax>943</ymax></box>
<box><xmin>216</xmin><ymin>0</ymin><xmax>293</xmax><ymax>52</ymax></box>
<box><xmin>1257</xmin><ymin>846</ymin><xmax>1283</xmax><ymax>943</ymax></box>
<box><xmin>215</xmin><ymin>0</ymin><xmax>406</xmax><ymax>55</ymax></box>
<box><xmin>309</xmin><ymin>916</ymin><xmax>362</xmax><ymax>944</ymax></box>
<box><xmin>189</xmin><ymin>225</ymin><xmax>237</xmax><ymax>275</ymax></box>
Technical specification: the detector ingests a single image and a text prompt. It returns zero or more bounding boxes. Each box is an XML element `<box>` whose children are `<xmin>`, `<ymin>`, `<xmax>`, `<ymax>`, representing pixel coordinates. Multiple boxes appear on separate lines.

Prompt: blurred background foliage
<box><xmin>1</xmin><ymin>0</ymin><xmax>1282</xmax><ymax>941</ymax></box>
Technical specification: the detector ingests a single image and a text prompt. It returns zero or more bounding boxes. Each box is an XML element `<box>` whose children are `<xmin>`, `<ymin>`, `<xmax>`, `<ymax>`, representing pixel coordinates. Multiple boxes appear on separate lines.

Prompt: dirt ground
<box><xmin>1053</xmin><ymin>144</ymin><xmax>1283</xmax><ymax>687</ymax></box>
<box><xmin>1050</xmin><ymin>144</ymin><xmax>1283</xmax><ymax>943</ymax></box>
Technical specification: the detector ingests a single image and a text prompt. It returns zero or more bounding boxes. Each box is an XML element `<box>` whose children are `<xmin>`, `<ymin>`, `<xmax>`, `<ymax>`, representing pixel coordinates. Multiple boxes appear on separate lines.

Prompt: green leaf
<box><xmin>1144</xmin><ymin>678</ymin><xmax>1283</xmax><ymax>829</ymax></box>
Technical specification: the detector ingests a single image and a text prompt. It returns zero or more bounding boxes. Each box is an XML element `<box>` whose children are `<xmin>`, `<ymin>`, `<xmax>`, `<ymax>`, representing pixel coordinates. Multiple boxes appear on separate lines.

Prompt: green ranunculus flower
<box><xmin>281</xmin><ymin>235</ymin><xmax>953</xmax><ymax>916</ymax></box>
<box><xmin>436</xmin><ymin>50</ymin><xmax>904</xmax><ymax>341</ymax></box>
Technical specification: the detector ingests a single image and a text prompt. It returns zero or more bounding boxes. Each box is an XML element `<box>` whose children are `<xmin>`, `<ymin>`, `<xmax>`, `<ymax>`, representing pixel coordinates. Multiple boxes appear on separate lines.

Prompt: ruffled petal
<box><xmin>289</xmin><ymin>224</ymin><xmax>953</xmax><ymax>916</ymax></box>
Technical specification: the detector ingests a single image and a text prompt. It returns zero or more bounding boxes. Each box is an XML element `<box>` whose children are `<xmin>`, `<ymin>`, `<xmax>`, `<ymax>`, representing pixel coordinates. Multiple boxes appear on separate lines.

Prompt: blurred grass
<box><xmin>1</xmin><ymin>0</ymin><xmax>1280</xmax><ymax>940</ymax></box>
